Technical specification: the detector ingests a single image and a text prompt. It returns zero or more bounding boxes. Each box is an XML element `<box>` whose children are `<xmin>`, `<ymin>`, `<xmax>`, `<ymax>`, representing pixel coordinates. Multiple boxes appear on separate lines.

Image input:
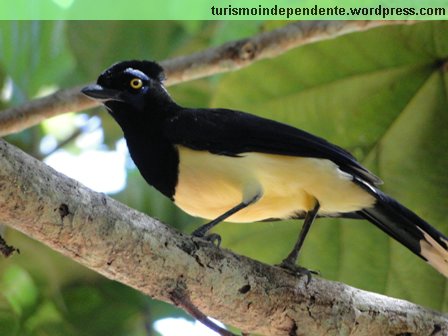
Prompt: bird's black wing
<box><xmin>164</xmin><ymin>108</ymin><xmax>382</xmax><ymax>186</ymax></box>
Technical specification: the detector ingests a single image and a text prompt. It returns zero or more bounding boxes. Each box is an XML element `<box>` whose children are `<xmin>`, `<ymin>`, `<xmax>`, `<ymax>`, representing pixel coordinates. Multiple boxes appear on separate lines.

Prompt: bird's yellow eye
<box><xmin>130</xmin><ymin>78</ymin><xmax>143</xmax><ymax>90</ymax></box>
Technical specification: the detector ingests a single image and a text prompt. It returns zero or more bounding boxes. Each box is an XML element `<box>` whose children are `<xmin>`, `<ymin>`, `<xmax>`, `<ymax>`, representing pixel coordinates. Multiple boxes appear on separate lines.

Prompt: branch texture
<box><xmin>0</xmin><ymin>139</ymin><xmax>446</xmax><ymax>335</ymax></box>
<box><xmin>0</xmin><ymin>20</ymin><xmax>417</xmax><ymax>136</ymax></box>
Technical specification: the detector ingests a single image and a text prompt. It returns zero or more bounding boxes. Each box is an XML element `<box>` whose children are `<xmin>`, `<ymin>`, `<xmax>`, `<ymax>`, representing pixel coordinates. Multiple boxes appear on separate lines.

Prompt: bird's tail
<box><xmin>358</xmin><ymin>190</ymin><xmax>448</xmax><ymax>277</ymax></box>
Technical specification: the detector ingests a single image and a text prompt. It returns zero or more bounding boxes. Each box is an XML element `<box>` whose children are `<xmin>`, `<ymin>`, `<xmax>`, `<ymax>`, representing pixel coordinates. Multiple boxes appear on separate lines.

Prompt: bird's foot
<box><xmin>192</xmin><ymin>232</ymin><xmax>222</xmax><ymax>247</ymax></box>
<box><xmin>277</xmin><ymin>259</ymin><xmax>318</xmax><ymax>285</ymax></box>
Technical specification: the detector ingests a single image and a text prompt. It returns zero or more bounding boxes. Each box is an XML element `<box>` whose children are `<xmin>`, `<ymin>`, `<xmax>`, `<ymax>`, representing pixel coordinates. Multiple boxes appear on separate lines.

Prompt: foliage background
<box><xmin>0</xmin><ymin>21</ymin><xmax>447</xmax><ymax>335</ymax></box>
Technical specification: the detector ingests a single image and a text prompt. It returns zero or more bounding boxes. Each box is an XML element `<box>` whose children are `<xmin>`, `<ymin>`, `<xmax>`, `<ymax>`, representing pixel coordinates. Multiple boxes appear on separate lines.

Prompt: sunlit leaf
<box><xmin>24</xmin><ymin>300</ymin><xmax>68</xmax><ymax>335</ymax></box>
<box><xmin>1</xmin><ymin>265</ymin><xmax>38</xmax><ymax>316</ymax></box>
<box><xmin>0</xmin><ymin>21</ymin><xmax>75</xmax><ymax>100</ymax></box>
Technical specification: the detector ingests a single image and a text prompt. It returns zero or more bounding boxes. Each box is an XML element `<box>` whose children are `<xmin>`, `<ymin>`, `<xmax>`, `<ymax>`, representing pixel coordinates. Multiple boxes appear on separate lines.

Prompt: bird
<box><xmin>82</xmin><ymin>60</ymin><xmax>448</xmax><ymax>278</ymax></box>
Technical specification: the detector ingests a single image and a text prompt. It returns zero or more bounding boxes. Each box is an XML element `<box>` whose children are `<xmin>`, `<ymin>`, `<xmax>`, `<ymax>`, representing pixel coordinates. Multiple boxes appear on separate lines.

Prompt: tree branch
<box><xmin>0</xmin><ymin>20</ymin><xmax>418</xmax><ymax>136</ymax></box>
<box><xmin>0</xmin><ymin>139</ymin><xmax>446</xmax><ymax>335</ymax></box>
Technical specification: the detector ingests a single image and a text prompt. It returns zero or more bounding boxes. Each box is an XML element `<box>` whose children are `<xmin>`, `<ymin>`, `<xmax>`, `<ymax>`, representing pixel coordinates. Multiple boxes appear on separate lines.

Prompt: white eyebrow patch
<box><xmin>124</xmin><ymin>68</ymin><xmax>150</xmax><ymax>81</ymax></box>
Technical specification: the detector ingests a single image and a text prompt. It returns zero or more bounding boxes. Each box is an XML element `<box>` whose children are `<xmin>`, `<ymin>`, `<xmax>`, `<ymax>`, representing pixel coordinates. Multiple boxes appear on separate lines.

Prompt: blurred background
<box><xmin>0</xmin><ymin>21</ymin><xmax>447</xmax><ymax>335</ymax></box>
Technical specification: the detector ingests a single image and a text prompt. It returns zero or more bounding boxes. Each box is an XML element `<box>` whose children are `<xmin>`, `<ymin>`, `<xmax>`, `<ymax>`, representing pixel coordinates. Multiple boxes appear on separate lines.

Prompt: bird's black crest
<box><xmin>101</xmin><ymin>60</ymin><xmax>165</xmax><ymax>82</ymax></box>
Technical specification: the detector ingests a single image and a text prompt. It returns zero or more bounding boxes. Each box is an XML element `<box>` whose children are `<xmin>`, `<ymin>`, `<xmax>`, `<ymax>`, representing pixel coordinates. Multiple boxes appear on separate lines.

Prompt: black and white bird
<box><xmin>82</xmin><ymin>60</ymin><xmax>448</xmax><ymax>277</ymax></box>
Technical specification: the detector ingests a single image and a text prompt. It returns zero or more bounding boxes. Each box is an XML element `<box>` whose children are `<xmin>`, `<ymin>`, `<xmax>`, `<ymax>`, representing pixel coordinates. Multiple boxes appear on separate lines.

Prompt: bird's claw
<box><xmin>277</xmin><ymin>260</ymin><xmax>318</xmax><ymax>285</ymax></box>
<box><xmin>203</xmin><ymin>233</ymin><xmax>222</xmax><ymax>247</ymax></box>
<box><xmin>192</xmin><ymin>232</ymin><xmax>222</xmax><ymax>247</ymax></box>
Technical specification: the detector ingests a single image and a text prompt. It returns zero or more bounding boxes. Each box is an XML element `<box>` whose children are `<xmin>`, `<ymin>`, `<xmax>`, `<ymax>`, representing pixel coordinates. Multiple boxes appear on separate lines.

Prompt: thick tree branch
<box><xmin>0</xmin><ymin>138</ymin><xmax>446</xmax><ymax>335</ymax></box>
<box><xmin>0</xmin><ymin>20</ymin><xmax>418</xmax><ymax>136</ymax></box>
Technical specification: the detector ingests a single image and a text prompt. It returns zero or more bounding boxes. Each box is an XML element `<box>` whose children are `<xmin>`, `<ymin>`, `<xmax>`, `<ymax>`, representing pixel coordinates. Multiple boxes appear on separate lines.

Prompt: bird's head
<box><xmin>82</xmin><ymin>60</ymin><xmax>174</xmax><ymax>124</ymax></box>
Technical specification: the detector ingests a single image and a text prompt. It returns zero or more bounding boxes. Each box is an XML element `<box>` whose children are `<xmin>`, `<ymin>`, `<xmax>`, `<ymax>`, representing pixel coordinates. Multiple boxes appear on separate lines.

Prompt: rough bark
<box><xmin>0</xmin><ymin>20</ymin><xmax>418</xmax><ymax>136</ymax></box>
<box><xmin>0</xmin><ymin>139</ymin><xmax>446</xmax><ymax>336</ymax></box>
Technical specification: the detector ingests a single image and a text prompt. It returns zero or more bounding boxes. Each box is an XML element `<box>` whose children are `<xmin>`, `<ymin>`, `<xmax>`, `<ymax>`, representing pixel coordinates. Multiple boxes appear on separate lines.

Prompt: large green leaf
<box><xmin>0</xmin><ymin>21</ymin><xmax>76</xmax><ymax>156</ymax></box>
<box><xmin>211</xmin><ymin>21</ymin><xmax>448</xmax><ymax>310</ymax></box>
<box><xmin>0</xmin><ymin>21</ymin><xmax>75</xmax><ymax>100</ymax></box>
<box><xmin>66</xmin><ymin>21</ymin><xmax>189</xmax><ymax>80</ymax></box>
<box><xmin>1</xmin><ymin>265</ymin><xmax>38</xmax><ymax>317</ymax></box>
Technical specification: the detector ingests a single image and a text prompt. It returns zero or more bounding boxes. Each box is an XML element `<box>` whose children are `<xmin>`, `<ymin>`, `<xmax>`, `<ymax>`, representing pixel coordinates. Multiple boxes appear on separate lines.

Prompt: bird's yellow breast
<box><xmin>174</xmin><ymin>146</ymin><xmax>375</xmax><ymax>222</ymax></box>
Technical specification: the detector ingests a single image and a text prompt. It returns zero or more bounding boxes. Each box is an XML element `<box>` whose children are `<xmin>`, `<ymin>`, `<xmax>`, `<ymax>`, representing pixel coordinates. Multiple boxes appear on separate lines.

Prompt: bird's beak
<box><xmin>81</xmin><ymin>84</ymin><xmax>122</xmax><ymax>102</ymax></box>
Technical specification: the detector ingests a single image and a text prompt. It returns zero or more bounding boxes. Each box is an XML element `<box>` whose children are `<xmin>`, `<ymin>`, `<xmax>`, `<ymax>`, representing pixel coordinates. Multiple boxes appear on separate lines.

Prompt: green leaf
<box><xmin>212</xmin><ymin>21</ymin><xmax>448</xmax><ymax>310</ymax></box>
<box><xmin>1</xmin><ymin>265</ymin><xmax>38</xmax><ymax>316</ymax></box>
<box><xmin>0</xmin><ymin>21</ymin><xmax>75</xmax><ymax>100</ymax></box>
<box><xmin>24</xmin><ymin>300</ymin><xmax>71</xmax><ymax>335</ymax></box>
<box><xmin>0</xmin><ymin>295</ymin><xmax>20</xmax><ymax>336</ymax></box>
<box><xmin>169</xmin><ymin>78</ymin><xmax>214</xmax><ymax>111</ymax></box>
<box><xmin>61</xmin><ymin>281</ymin><xmax>149</xmax><ymax>336</ymax></box>
<box><xmin>371</xmin><ymin>70</ymin><xmax>448</xmax><ymax>309</ymax></box>
<box><xmin>210</xmin><ymin>21</ymin><xmax>264</xmax><ymax>47</ymax></box>
<box><xmin>66</xmin><ymin>21</ymin><xmax>189</xmax><ymax>80</ymax></box>
<box><xmin>41</xmin><ymin>112</ymin><xmax>79</xmax><ymax>141</ymax></box>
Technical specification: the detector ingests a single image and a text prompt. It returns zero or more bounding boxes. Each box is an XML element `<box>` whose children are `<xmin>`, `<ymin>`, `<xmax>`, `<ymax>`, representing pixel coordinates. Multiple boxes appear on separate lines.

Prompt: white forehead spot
<box><xmin>124</xmin><ymin>68</ymin><xmax>150</xmax><ymax>81</ymax></box>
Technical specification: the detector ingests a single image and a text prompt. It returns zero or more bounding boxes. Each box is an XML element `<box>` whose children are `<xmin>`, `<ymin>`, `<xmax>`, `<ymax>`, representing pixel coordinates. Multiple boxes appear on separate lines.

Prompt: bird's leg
<box><xmin>279</xmin><ymin>200</ymin><xmax>320</xmax><ymax>278</ymax></box>
<box><xmin>192</xmin><ymin>193</ymin><xmax>261</xmax><ymax>246</ymax></box>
